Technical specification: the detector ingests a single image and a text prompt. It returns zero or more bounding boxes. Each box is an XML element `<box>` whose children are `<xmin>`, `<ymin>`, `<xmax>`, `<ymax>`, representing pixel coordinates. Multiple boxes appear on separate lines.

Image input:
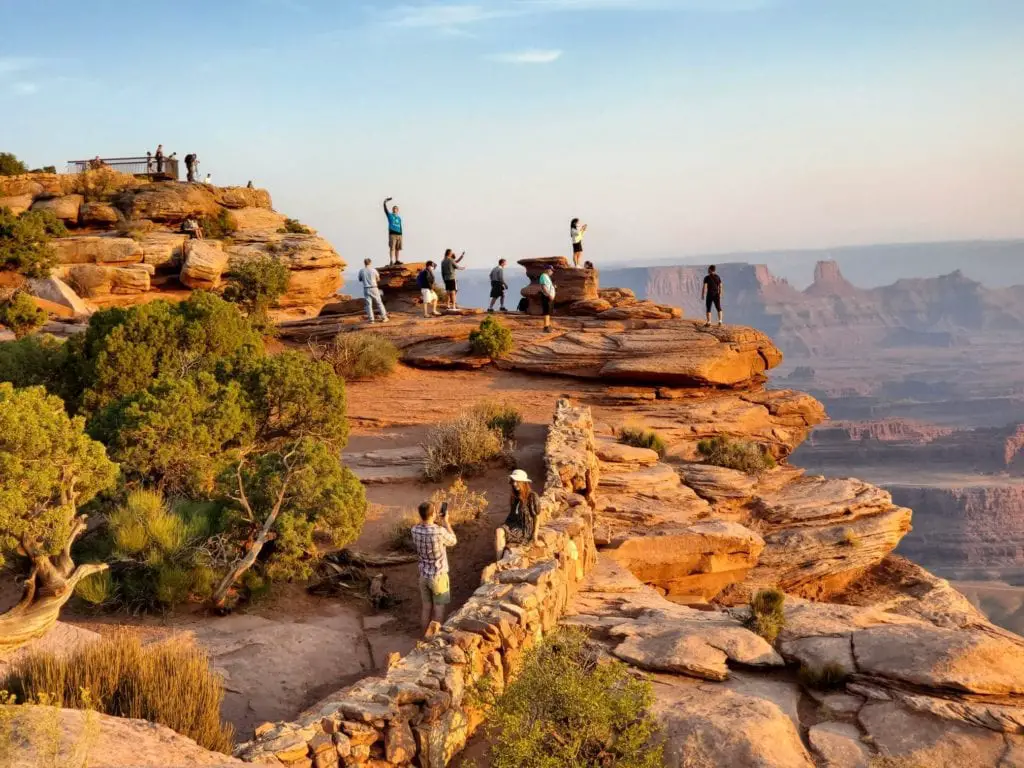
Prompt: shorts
<box><xmin>572</xmin><ymin>242</ymin><xmax>583</xmax><ymax>254</ymax></box>
<box><xmin>421</xmin><ymin>288</ymin><xmax>438</xmax><ymax>303</ymax></box>
<box><xmin>490</xmin><ymin>281</ymin><xmax>505</xmax><ymax>299</ymax></box>
<box><xmin>540</xmin><ymin>294</ymin><xmax>553</xmax><ymax>315</ymax></box>
<box><xmin>706</xmin><ymin>294</ymin><xmax>722</xmax><ymax>313</ymax></box>
<box><xmin>389</xmin><ymin>233</ymin><xmax>403</xmax><ymax>252</ymax></box>
<box><xmin>444</xmin><ymin>279</ymin><xmax>457</xmax><ymax>292</ymax></box>
<box><xmin>419</xmin><ymin>573</ymin><xmax>451</xmax><ymax>606</ymax></box>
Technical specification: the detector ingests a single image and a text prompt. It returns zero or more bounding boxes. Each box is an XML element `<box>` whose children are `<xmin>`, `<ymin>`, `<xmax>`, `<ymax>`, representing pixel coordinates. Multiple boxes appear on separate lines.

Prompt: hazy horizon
<box><xmin>4</xmin><ymin>0</ymin><xmax>1023</xmax><ymax>270</ymax></box>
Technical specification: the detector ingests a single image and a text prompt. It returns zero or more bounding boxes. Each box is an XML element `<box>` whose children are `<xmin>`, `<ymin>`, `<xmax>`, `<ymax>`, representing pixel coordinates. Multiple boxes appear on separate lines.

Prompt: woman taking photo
<box><xmin>496</xmin><ymin>469</ymin><xmax>540</xmax><ymax>560</ymax></box>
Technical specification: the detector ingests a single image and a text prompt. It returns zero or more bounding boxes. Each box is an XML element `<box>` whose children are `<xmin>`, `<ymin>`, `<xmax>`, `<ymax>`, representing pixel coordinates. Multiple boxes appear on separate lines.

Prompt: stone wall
<box><xmin>235</xmin><ymin>399</ymin><xmax>600</xmax><ymax>767</ymax></box>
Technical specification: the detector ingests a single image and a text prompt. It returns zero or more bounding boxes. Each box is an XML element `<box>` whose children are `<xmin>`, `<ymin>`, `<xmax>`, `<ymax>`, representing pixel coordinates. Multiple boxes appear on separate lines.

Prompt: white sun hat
<box><xmin>509</xmin><ymin>469</ymin><xmax>530</xmax><ymax>483</ymax></box>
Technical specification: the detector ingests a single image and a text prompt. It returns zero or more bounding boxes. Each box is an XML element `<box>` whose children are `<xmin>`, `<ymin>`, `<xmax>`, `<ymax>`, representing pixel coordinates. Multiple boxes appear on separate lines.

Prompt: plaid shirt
<box><xmin>411</xmin><ymin>523</ymin><xmax>457</xmax><ymax>578</ymax></box>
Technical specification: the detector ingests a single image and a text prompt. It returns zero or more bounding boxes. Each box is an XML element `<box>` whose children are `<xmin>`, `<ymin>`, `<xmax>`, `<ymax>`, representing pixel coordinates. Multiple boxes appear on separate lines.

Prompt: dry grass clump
<box><xmin>798</xmin><ymin>661</ymin><xmax>848</xmax><ymax>690</ymax></box>
<box><xmin>745</xmin><ymin>588</ymin><xmax>786</xmax><ymax>644</ymax></box>
<box><xmin>697</xmin><ymin>435</ymin><xmax>776</xmax><ymax>475</ymax></box>
<box><xmin>422</xmin><ymin>410</ymin><xmax>504</xmax><ymax>481</ymax></box>
<box><xmin>618</xmin><ymin>425</ymin><xmax>667</xmax><ymax>458</ymax></box>
<box><xmin>312</xmin><ymin>332</ymin><xmax>400</xmax><ymax>381</ymax></box>
<box><xmin>389</xmin><ymin>478</ymin><xmax>488</xmax><ymax>552</ymax></box>
<box><xmin>0</xmin><ymin>630</ymin><xmax>234</xmax><ymax>753</ymax></box>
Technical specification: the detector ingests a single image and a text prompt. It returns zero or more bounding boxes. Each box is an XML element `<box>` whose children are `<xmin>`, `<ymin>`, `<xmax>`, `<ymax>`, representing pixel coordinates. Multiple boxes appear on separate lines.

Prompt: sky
<box><xmin>2</xmin><ymin>0</ymin><xmax>1023</xmax><ymax>273</ymax></box>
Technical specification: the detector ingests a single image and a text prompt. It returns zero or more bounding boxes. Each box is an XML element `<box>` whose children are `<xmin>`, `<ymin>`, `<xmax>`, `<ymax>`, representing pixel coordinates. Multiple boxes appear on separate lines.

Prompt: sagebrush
<box><xmin>697</xmin><ymin>435</ymin><xmax>776</xmax><ymax>475</ymax></box>
<box><xmin>798</xmin><ymin>661</ymin><xmax>848</xmax><ymax>690</ymax></box>
<box><xmin>0</xmin><ymin>292</ymin><xmax>47</xmax><ymax>338</ymax></box>
<box><xmin>277</xmin><ymin>218</ymin><xmax>312</xmax><ymax>234</ymax></box>
<box><xmin>422</xmin><ymin>411</ymin><xmax>504</xmax><ymax>481</ymax></box>
<box><xmin>473</xmin><ymin>399</ymin><xmax>522</xmax><ymax>439</ymax></box>
<box><xmin>469</xmin><ymin>316</ymin><xmax>513</xmax><ymax>358</ymax></box>
<box><xmin>1</xmin><ymin>631</ymin><xmax>235</xmax><ymax>753</ymax></box>
<box><xmin>746</xmin><ymin>588</ymin><xmax>785</xmax><ymax>644</ymax></box>
<box><xmin>312</xmin><ymin>332</ymin><xmax>400</xmax><ymax>380</ymax></box>
<box><xmin>619</xmin><ymin>425</ymin><xmax>667</xmax><ymax>458</ymax></box>
<box><xmin>199</xmin><ymin>208</ymin><xmax>238</xmax><ymax>240</ymax></box>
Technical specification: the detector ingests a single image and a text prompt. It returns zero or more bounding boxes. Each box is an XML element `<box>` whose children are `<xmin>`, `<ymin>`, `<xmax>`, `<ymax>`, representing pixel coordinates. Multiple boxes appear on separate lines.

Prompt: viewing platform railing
<box><xmin>65</xmin><ymin>156</ymin><xmax>179</xmax><ymax>180</ymax></box>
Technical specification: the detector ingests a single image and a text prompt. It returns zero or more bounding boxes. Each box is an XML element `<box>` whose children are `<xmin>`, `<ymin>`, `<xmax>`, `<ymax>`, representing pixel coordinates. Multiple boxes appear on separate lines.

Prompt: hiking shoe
<box><xmin>432</xmin><ymin>312</ymin><xmax>443</xmax><ymax>317</ymax></box>
<box><xmin>543</xmin><ymin>326</ymin><xmax>553</xmax><ymax>332</ymax></box>
<box><xmin>704</xmin><ymin>322</ymin><xmax>711</xmax><ymax>327</ymax></box>
<box><xmin>500</xmin><ymin>307</ymin><xmax>508</xmax><ymax>312</ymax></box>
<box><xmin>487</xmin><ymin>308</ymin><xmax>494</xmax><ymax>313</ymax></box>
<box><xmin>382</xmin><ymin>317</ymin><xmax>390</xmax><ymax>323</ymax></box>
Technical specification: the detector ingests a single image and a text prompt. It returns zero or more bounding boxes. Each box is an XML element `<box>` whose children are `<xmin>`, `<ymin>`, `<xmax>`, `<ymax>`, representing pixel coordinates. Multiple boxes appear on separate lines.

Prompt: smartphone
<box><xmin>440</xmin><ymin>502</ymin><xmax>449</xmax><ymax>519</ymax></box>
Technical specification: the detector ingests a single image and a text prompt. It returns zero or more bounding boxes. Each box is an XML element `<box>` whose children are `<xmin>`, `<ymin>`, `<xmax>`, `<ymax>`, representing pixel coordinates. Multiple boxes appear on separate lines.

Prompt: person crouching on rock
<box><xmin>539</xmin><ymin>264</ymin><xmax>556</xmax><ymax>333</ymax></box>
<box><xmin>417</xmin><ymin>261</ymin><xmax>442</xmax><ymax>318</ymax></box>
<box><xmin>496</xmin><ymin>469</ymin><xmax>540</xmax><ymax>560</ymax></box>
<box><xmin>411</xmin><ymin>501</ymin><xmax>457</xmax><ymax>632</ymax></box>
<box><xmin>357</xmin><ymin>258</ymin><xmax>389</xmax><ymax>324</ymax></box>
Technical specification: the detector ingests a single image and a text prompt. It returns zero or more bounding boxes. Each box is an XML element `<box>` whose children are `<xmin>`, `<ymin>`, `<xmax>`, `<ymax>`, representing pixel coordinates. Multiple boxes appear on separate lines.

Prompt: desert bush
<box><xmin>312</xmin><ymin>332</ymin><xmax>400</xmax><ymax>380</ymax></box>
<box><xmin>469</xmin><ymin>316</ymin><xmax>513</xmax><ymax>359</ymax></box>
<box><xmin>199</xmin><ymin>208</ymin><xmax>238</xmax><ymax>240</ymax></box>
<box><xmin>430</xmin><ymin>477</ymin><xmax>488</xmax><ymax>525</ymax></box>
<box><xmin>0</xmin><ymin>334</ymin><xmax>68</xmax><ymax>391</ymax></box>
<box><xmin>422</xmin><ymin>411</ymin><xmax>504</xmax><ymax>481</ymax></box>
<box><xmin>277</xmin><ymin>218</ymin><xmax>312</xmax><ymax>234</ymax></box>
<box><xmin>0</xmin><ymin>292</ymin><xmax>47</xmax><ymax>338</ymax></box>
<box><xmin>389</xmin><ymin>513</ymin><xmax>418</xmax><ymax>553</ymax></box>
<box><xmin>0</xmin><ymin>207</ymin><xmax>67</xmax><ymax>278</ymax></box>
<box><xmin>798</xmin><ymin>661</ymin><xmax>848</xmax><ymax>690</ymax></box>
<box><xmin>745</xmin><ymin>588</ymin><xmax>786</xmax><ymax>644</ymax></box>
<box><xmin>697</xmin><ymin>435</ymin><xmax>776</xmax><ymax>475</ymax></box>
<box><xmin>74</xmin><ymin>569</ymin><xmax>114</xmax><ymax>606</ymax></box>
<box><xmin>481</xmin><ymin>627</ymin><xmax>662</xmax><ymax>768</ymax></box>
<box><xmin>1</xmin><ymin>630</ymin><xmax>235</xmax><ymax>753</ymax></box>
<box><xmin>619</xmin><ymin>425</ymin><xmax>667</xmax><ymax>458</ymax></box>
<box><xmin>222</xmin><ymin>254</ymin><xmax>291</xmax><ymax>324</ymax></box>
<box><xmin>72</xmin><ymin>166</ymin><xmax>123</xmax><ymax>202</ymax></box>
<box><xmin>472</xmin><ymin>399</ymin><xmax>522</xmax><ymax>439</ymax></box>
<box><xmin>0</xmin><ymin>152</ymin><xmax>29</xmax><ymax>176</ymax></box>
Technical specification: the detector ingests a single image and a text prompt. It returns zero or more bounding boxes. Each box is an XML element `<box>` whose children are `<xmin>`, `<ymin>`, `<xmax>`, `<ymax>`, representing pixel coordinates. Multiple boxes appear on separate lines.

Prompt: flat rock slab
<box><xmin>808</xmin><ymin>722</ymin><xmax>869</xmax><ymax>768</ymax></box>
<box><xmin>594</xmin><ymin>439</ymin><xmax>660</xmax><ymax>467</ymax></box>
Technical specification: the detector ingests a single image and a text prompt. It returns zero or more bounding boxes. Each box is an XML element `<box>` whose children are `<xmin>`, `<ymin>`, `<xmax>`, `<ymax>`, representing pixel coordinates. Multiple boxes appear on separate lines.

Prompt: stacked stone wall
<box><xmin>236</xmin><ymin>398</ymin><xmax>600</xmax><ymax>767</ymax></box>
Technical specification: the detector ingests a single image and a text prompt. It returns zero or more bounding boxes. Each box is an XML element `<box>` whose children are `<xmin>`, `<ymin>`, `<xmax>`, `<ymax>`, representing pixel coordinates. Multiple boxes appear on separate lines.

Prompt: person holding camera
<box><xmin>410</xmin><ymin>500</ymin><xmax>457</xmax><ymax>631</ymax></box>
<box><xmin>495</xmin><ymin>469</ymin><xmax>540</xmax><ymax>560</ymax></box>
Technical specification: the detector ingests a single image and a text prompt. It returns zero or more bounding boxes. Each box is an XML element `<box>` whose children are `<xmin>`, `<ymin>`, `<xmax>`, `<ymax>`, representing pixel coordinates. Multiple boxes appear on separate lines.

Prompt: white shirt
<box><xmin>358</xmin><ymin>267</ymin><xmax>381</xmax><ymax>292</ymax></box>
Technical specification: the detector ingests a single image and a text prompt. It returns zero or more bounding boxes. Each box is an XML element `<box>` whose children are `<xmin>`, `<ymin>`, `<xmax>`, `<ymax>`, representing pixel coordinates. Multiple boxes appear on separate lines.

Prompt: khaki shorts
<box><xmin>419</xmin><ymin>573</ymin><xmax>451</xmax><ymax>606</ymax></box>
<box><xmin>389</xmin><ymin>233</ymin><xmax>403</xmax><ymax>253</ymax></box>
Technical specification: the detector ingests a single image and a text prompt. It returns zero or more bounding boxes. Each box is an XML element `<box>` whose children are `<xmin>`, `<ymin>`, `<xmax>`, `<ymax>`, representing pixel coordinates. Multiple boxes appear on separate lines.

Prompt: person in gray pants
<box><xmin>357</xmin><ymin>258</ymin><xmax>389</xmax><ymax>324</ymax></box>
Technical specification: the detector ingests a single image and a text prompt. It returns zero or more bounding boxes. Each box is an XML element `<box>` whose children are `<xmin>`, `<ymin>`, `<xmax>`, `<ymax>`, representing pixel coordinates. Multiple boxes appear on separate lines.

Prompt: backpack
<box><xmin>517</xmin><ymin>297</ymin><xmax>529</xmax><ymax>313</ymax></box>
<box><xmin>416</xmin><ymin>269</ymin><xmax>430</xmax><ymax>289</ymax></box>
<box><xmin>184</xmin><ymin>154</ymin><xmax>195</xmax><ymax>165</ymax></box>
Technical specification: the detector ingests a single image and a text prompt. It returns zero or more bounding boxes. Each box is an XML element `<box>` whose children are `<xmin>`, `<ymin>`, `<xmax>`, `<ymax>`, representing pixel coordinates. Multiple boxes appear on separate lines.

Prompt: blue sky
<box><xmin>2</xmin><ymin>0</ymin><xmax>1023</xmax><ymax>272</ymax></box>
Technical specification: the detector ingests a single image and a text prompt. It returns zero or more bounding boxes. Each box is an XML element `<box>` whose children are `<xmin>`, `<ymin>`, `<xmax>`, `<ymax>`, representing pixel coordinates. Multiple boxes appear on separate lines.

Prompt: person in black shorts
<box><xmin>440</xmin><ymin>249</ymin><xmax>465</xmax><ymax>310</ymax></box>
<box><xmin>701</xmin><ymin>264</ymin><xmax>724</xmax><ymax>327</ymax></box>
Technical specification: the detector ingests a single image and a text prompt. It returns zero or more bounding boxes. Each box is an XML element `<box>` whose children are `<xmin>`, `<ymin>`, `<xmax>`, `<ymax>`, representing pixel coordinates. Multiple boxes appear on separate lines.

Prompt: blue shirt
<box><xmin>387</xmin><ymin>212</ymin><xmax>402</xmax><ymax>234</ymax></box>
<box><xmin>539</xmin><ymin>273</ymin><xmax>556</xmax><ymax>299</ymax></box>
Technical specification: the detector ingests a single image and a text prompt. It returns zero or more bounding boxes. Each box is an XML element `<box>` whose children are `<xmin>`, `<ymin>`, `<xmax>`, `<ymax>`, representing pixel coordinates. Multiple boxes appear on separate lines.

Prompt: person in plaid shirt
<box><xmin>411</xmin><ymin>501</ymin><xmax>458</xmax><ymax>631</ymax></box>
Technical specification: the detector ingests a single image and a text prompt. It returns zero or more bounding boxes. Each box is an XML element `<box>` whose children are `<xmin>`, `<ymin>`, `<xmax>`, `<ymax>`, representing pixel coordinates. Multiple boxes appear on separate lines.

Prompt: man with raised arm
<box><xmin>383</xmin><ymin>197</ymin><xmax>403</xmax><ymax>266</ymax></box>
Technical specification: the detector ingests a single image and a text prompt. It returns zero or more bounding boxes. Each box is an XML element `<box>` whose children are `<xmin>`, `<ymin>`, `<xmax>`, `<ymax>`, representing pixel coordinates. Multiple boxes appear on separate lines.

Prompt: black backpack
<box><xmin>517</xmin><ymin>297</ymin><xmax>529</xmax><ymax>313</ymax></box>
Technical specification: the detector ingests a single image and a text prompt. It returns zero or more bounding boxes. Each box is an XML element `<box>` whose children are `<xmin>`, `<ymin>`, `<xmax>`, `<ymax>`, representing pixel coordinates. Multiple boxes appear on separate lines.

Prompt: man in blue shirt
<box><xmin>383</xmin><ymin>197</ymin><xmax>403</xmax><ymax>266</ymax></box>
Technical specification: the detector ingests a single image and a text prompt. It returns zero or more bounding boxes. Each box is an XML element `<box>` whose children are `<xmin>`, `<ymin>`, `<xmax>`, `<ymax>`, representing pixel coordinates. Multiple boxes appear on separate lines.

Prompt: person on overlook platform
<box><xmin>357</xmin><ymin>257</ymin><xmax>389</xmax><ymax>324</ymax></box>
<box><xmin>495</xmin><ymin>469</ymin><xmax>540</xmax><ymax>560</ymax></box>
<box><xmin>154</xmin><ymin>144</ymin><xmax>164</xmax><ymax>174</ymax></box>
<box><xmin>383</xmin><ymin>197</ymin><xmax>403</xmax><ymax>266</ymax></box>
<box><xmin>539</xmin><ymin>264</ymin><xmax>556</xmax><ymax>332</ymax></box>
<box><xmin>146</xmin><ymin>151</ymin><xmax>153</xmax><ymax>173</ymax></box>
<box><xmin>701</xmin><ymin>264</ymin><xmax>724</xmax><ymax>327</ymax></box>
<box><xmin>417</xmin><ymin>261</ymin><xmax>442</xmax><ymax>318</ymax></box>
<box><xmin>441</xmin><ymin>249</ymin><xmax>466</xmax><ymax>310</ymax></box>
<box><xmin>570</xmin><ymin>218</ymin><xmax>588</xmax><ymax>268</ymax></box>
<box><xmin>184</xmin><ymin>153</ymin><xmax>196</xmax><ymax>182</ymax></box>
<box><xmin>411</xmin><ymin>501</ymin><xmax>457</xmax><ymax>632</ymax></box>
<box><xmin>487</xmin><ymin>258</ymin><xmax>509</xmax><ymax>313</ymax></box>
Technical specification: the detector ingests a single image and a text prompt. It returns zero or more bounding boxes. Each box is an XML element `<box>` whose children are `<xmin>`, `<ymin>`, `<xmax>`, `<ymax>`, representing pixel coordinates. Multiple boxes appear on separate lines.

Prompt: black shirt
<box><xmin>703</xmin><ymin>274</ymin><xmax>722</xmax><ymax>296</ymax></box>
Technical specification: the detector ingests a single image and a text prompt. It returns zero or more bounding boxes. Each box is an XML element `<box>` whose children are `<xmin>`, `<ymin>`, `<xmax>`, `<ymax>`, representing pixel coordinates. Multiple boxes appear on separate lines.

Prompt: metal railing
<box><xmin>65</xmin><ymin>156</ymin><xmax>179</xmax><ymax>180</ymax></box>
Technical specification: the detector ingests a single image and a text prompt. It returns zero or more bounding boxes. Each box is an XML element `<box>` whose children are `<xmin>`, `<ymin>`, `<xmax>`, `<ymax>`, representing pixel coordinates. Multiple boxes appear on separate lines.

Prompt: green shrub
<box><xmin>200</xmin><ymin>208</ymin><xmax>238</xmax><ymax>240</ymax></box>
<box><xmin>619</xmin><ymin>425</ymin><xmax>667</xmax><ymax>458</ymax></box>
<box><xmin>313</xmin><ymin>332</ymin><xmax>400</xmax><ymax>380</ymax></box>
<box><xmin>0</xmin><ymin>152</ymin><xmax>29</xmax><ymax>176</ymax></box>
<box><xmin>473</xmin><ymin>399</ymin><xmax>522</xmax><ymax>439</ymax></box>
<box><xmin>74</xmin><ymin>569</ymin><xmax>114</xmax><ymax>606</ymax></box>
<box><xmin>798</xmin><ymin>661</ymin><xmax>848</xmax><ymax>690</ymax></box>
<box><xmin>277</xmin><ymin>218</ymin><xmax>312</xmax><ymax>234</ymax></box>
<box><xmin>0</xmin><ymin>334</ymin><xmax>67</xmax><ymax>391</ymax></box>
<box><xmin>0</xmin><ymin>292</ymin><xmax>47</xmax><ymax>338</ymax></box>
<box><xmin>222</xmin><ymin>255</ymin><xmax>291</xmax><ymax>324</ymax></box>
<box><xmin>745</xmin><ymin>588</ymin><xmax>786</xmax><ymax>644</ymax></box>
<box><xmin>697</xmin><ymin>435</ymin><xmax>777</xmax><ymax>475</ymax></box>
<box><xmin>71</xmin><ymin>166</ymin><xmax>124</xmax><ymax>202</ymax></box>
<box><xmin>422</xmin><ymin>410</ymin><xmax>504</xmax><ymax>481</ymax></box>
<box><xmin>469</xmin><ymin>316</ymin><xmax>513</xmax><ymax>359</ymax></box>
<box><xmin>1</xmin><ymin>630</ymin><xmax>235</xmax><ymax>753</ymax></box>
<box><xmin>0</xmin><ymin>207</ymin><xmax>67</xmax><ymax>278</ymax></box>
<box><xmin>482</xmin><ymin>628</ymin><xmax>662</xmax><ymax>768</ymax></box>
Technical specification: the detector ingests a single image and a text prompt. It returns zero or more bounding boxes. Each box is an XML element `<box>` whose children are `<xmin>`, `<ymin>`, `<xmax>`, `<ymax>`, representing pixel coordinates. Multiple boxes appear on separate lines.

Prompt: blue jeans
<box><xmin>364</xmin><ymin>289</ymin><xmax>387</xmax><ymax>322</ymax></box>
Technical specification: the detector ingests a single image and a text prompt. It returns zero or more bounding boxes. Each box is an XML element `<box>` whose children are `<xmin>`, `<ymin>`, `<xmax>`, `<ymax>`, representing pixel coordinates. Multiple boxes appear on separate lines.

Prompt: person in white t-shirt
<box><xmin>357</xmin><ymin>258</ymin><xmax>389</xmax><ymax>324</ymax></box>
<box><xmin>570</xmin><ymin>218</ymin><xmax>588</xmax><ymax>268</ymax></box>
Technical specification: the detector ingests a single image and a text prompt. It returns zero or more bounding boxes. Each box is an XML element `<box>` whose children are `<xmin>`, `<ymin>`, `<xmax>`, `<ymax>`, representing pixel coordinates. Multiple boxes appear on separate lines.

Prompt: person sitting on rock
<box><xmin>181</xmin><ymin>217</ymin><xmax>203</xmax><ymax>240</ymax></box>
<box><xmin>539</xmin><ymin>264</ymin><xmax>556</xmax><ymax>332</ymax></box>
<box><xmin>570</xmin><ymin>218</ymin><xmax>588</xmax><ymax>268</ymax></box>
<box><xmin>496</xmin><ymin>469</ymin><xmax>540</xmax><ymax>560</ymax></box>
<box><xmin>441</xmin><ymin>249</ymin><xmax>465</xmax><ymax>310</ymax></box>
<box><xmin>411</xmin><ymin>501</ymin><xmax>457</xmax><ymax>632</ymax></box>
<box><xmin>383</xmin><ymin>197</ymin><xmax>403</xmax><ymax>266</ymax></box>
<box><xmin>357</xmin><ymin>258</ymin><xmax>389</xmax><ymax>324</ymax></box>
<box><xmin>417</xmin><ymin>261</ymin><xmax>442</xmax><ymax>318</ymax></box>
<box><xmin>487</xmin><ymin>258</ymin><xmax>509</xmax><ymax>313</ymax></box>
<box><xmin>701</xmin><ymin>264</ymin><xmax>724</xmax><ymax>327</ymax></box>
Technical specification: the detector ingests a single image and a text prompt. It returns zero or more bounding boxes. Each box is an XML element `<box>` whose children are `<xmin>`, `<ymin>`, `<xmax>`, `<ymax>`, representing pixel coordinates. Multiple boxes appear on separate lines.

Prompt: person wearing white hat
<box><xmin>496</xmin><ymin>469</ymin><xmax>540</xmax><ymax>560</ymax></box>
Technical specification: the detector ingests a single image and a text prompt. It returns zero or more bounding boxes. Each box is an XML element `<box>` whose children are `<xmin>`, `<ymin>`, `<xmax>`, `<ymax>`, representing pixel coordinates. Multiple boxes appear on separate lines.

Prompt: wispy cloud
<box><xmin>12</xmin><ymin>82</ymin><xmax>38</xmax><ymax>95</ymax></box>
<box><xmin>0</xmin><ymin>57</ymin><xmax>39</xmax><ymax>76</ymax></box>
<box><xmin>488</xmin><ymin>48</ymin><xmax>563</xmax><ymax>63</ymax></box>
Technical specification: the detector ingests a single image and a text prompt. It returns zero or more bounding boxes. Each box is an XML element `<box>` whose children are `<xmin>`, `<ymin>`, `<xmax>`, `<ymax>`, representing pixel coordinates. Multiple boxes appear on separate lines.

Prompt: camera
<box><xmin>439</xmin><ymin>502</ymin><xmax>449</xmax><ymax>519</ymax></box>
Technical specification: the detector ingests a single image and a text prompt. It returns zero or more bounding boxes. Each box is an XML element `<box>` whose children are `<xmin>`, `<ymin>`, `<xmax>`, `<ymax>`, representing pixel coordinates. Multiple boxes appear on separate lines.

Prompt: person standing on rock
<box><xmin>383</xmin><ymin>197</ymin><xmax>403</xmax><ymax>266</ymax></box>
<box><xmin>570</xmin><ymin>218</ymin><xmax>588</xmax><ymax>268</ymax></box>
<box><xmin>184</xmin><ymin>153</ymin><xmax>196</xmax><ymax>182</ymax></box>
<box><xmin>411</xmin><ymin>501</ymin><xmax>457</xmax><ymax>632</ymax></box>
<box><xmin>441</xmin><ymin>249</ymin><xmax>466</xmax><ymax>310</ymax></box>
<box><xmin>357</xmin><ymin>258</ymin><xmax>389</xmax><ymax>324</ymax></box>
<box><xmin>154</xmin><ymin>144</ymin><xmax>164</xmax><ymax>174</ymax></box>
<box><xmin>496</xmin><ymin>469</ymin><xmax>540</xmax><ymax>560</ymax></box>
<box><xmin>417</xmin><ymin>261</ymin><xmax>442</xmax><ymax>318</ymax></box>
<box><xmin>487</xmin><ymin>258</ymin><xmax>509</xmax><ymax>313</ymax></box>
<box><xmin>701</xmin><ymin>264</ymin><xmax>724</xmax><ymax>327</ymax></box>
<box><xmin>539</xmin><ymin>264</ymin><xmax>556</xmax><ymax>332</ymax></box>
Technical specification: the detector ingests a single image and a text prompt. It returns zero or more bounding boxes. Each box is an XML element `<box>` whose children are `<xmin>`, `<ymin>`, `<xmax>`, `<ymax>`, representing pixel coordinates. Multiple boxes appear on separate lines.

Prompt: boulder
<box><xmin>281</xmin><ymin>268</ymin><xmax>344</xmax><ymax>309</ymax></box>
<box><xmin>225</xmin><ymin>232</ymin><xmax>344</xmax><ymax>272</ymax></box>
<box><xmin>567</xmin><ymin>298</ymin><xmax>613</xmax><ymax>315</ymax></box>
<box><xmin>25</xmin><ymin>276</ymin><xmax>91</xmax><ymax>318</ymax></box>
<box><xmin>598</xmin><ymin>301</ymin><xmax>682</xmax><ymax>320</ymax></box>
<box><xmin>121</xmin><ymin>182</ymin><xmax>220</xmax><ymax>223</ymax></box>
<box><xmin>78</xmin><ymin>201</ymin><xmax>120</xmax><ymax>227</ymax></box>
<box><xmin>518</xmin><ymin>257</ymin><xmax>598</xmax><ymax>314</ymax></box>
<box><xmin>600</xmin><ymin>287</ymin><xmax>636</xmax><ymax>304</ymax></box>
<box><xmin>807</xmin><ymin>722</ymin><xmax>869</xmax><ymax>768</ymax></box>
<box><xmin>595</xmin><ymin>439</ymin><xmax>660</xmax><ymax>468</ymax></box>
<box><xmin>0</xmin><ymin>193</ymin><xmax>34</xmax><ymax>215</ymax></box>
<box><xmin>31</xmin><ymin>194</ymin><xmax>84</xmax><ymax>222</ymax></box>
<box><xmin>140</xmin><ymin>232</ymin><xmax>187</xmax><ymax>270</ymax></box>
<box><xmin>180</xmin><ymin>240</ymin><xmax>228</xmax><ymax>289</ymax></box>
<box><xmin>369</xmin><ymin>262</ymin><xmax>429</xmax><ymax>312</ymax></box>
<box><xmin>51</xmin><ymin>236</ymin><xmax>143</xmax><ymax>265</ymax></box>
<box><xmin>111</xmin><ymin>266</ymin><xmax>151</xmax><ymax>294</ymax></box>
<box><xmin>229</xmin><ymin>206</ymin><xmax>287</xmax><ymax>231</ymax></box>
<box><xmin>214</xmin><ymin>186</ymin><xmax>272</xmax><ymax>210</ymax></box>
<box><xmin>65</xmin><ymin>265</ymin><xmax>150</xmax><ymax>297</ymax></box>
<box><xmin>320</xmin><ymin>295</ymin><xmax>367</xmax><ymax>316</ymax></box>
